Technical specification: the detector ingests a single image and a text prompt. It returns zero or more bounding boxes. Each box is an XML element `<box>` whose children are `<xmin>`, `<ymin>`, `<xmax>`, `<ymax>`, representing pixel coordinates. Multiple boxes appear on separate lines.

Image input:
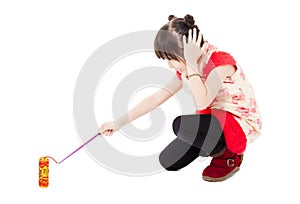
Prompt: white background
<box><xmin>1</xmin><ymin>0</ymin><xmax>299</xmax><ymax>203</ymax></box>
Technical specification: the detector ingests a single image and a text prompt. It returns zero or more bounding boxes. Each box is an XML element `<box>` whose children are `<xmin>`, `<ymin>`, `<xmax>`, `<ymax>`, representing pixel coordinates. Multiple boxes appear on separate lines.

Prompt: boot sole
<box><xmin>202</xmin><ymin>167</ymin><xmax>240</xmax><ymax>182</ymax></box>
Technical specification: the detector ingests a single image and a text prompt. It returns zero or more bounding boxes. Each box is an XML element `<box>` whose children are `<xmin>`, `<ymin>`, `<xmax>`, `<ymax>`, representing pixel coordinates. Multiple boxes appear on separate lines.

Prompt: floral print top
<box><xmin>176</xmin><ymin>50</ymin><xmax>262</xmax><ymax>144</ymax></box>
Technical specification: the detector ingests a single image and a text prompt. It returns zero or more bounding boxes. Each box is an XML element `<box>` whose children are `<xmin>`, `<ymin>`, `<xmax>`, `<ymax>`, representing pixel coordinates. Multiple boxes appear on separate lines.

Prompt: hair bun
<box><xmin>184</xmin><ymin>14</ymin><xmax>195</xmax><ymax>26</ymax></box>
<box><xmin>168</xmin><ymin>15</ymin><xmax>176</xmax><ymax>21</ymax></box>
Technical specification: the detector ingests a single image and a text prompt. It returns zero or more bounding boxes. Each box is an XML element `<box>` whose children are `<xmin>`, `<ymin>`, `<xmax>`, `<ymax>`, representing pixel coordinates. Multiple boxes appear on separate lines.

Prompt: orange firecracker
<box><xmin>39</xmin><ymin>157</ymin><xmax>49</xmax><ymax>188</ymax></box>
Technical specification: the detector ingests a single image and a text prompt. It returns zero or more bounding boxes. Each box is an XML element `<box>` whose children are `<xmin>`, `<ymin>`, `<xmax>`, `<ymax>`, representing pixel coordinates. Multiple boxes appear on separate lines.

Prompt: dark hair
<box><xmin>154</xmin><ymin>14</ymin><xmax>204</xmax><ymax>62</ymax></box>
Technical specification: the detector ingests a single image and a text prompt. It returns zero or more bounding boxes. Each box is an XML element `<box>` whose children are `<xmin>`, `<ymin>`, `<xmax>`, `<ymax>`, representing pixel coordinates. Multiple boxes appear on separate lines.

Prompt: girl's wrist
<box><xmin>187</xmin><ymin>73</ymin><xmax>201</xmax><ymax>79</ymax></box>
<box><xmin>186</xmin><ymin>64</ymin><xmax>199</xmax><ymax>75</ymax></box>
<box><xmin>186</xmin><ymin>61</ymin><xmax>198</xmax><ymax>71</ymax></box>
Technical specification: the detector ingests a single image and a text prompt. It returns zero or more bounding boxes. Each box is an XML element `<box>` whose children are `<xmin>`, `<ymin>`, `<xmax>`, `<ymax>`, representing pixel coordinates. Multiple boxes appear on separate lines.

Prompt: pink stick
<box><xmin>58</xmin><ymin>133</ymin><xmax>100</xmax><ymax>164</ymax></box>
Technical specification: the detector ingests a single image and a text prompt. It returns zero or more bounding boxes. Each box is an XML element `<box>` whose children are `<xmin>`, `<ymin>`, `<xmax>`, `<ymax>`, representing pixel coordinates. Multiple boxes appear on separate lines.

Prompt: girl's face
<box><xmin>168</xmin><ymin>60</ymin><xmax>187</xmax><ymax>74</ymax></box>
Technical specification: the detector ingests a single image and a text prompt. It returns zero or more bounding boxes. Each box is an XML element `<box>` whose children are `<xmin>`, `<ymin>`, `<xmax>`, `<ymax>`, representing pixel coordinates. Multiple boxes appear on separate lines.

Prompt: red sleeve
<box><xmin>202</xmin><ymin>51</ymin><xmax>236</xmax><ymax>80</ymax></box>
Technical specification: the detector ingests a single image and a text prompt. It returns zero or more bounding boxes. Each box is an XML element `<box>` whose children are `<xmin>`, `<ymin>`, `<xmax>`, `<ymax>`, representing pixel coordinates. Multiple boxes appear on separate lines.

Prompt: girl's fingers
<box><xmin>192</xmin><ymin>28</ymin><xmax>197</xmax><ymax>42</ymax></box>
<box><xmin>188</xmin><ymin>29</ymin><xmax>192</xmax><ymax>42</ymax></box>
<box><xmin>201</xmin><ymin>43</ymin><xmax>209</xmax><ymax>55</ymax></box>
<box><xmin>202</xmin><ymin>42</ymin><xmax>209</xmax><ymax>53</ymax></box>
<box><xmin>183</xmin><ymin>35</ymin><xmax>187</xmax><ymax>44</ymax></box>
<box><xmin>104</xmin><ymin>130</ymin><xmax>110</xmax><ymax>136</ymax></box>
<box><xmin>196</xmin><ymin>31</ymin><xmax>202</xmax><ymax>47</ymax></box>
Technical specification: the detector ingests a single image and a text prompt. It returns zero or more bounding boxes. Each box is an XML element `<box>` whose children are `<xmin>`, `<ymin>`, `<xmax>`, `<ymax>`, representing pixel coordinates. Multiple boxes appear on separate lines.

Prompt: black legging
<box><xmin>159</xmin><ymin>114</ymin><xmax>226</xmax><ymax>171</ymax></box>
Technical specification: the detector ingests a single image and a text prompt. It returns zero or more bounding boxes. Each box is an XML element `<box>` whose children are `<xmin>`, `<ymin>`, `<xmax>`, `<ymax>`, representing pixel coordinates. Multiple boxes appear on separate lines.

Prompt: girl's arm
<box><xmin>115</xmin><ymin>75</ymin><xmax>182</xmax><ymax>128</ymax></box>
<box><xmin>187</xmin><ymin>64</ymin><xmax>235</xmax><ymax>110</ymax></box>
<box><xmin>183</xmin><ymin>28</ymin><xmax>235</xmax><ymax>110</ymax></box>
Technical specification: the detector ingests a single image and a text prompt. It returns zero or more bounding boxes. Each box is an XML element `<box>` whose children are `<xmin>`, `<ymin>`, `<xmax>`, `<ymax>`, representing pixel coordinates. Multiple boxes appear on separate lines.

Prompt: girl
<box><xmin>99</xmin><ymin>14</ymin><xmax>262</xmax><ymax>182</ymax></box>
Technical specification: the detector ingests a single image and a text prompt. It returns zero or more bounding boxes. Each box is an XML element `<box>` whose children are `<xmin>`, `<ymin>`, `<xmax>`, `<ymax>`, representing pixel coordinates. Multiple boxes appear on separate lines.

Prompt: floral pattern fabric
<box><xmin>176</xmin><ymin>50</ymin><xmax>262</xmax><ymax>144</ymax></box>
<box><xmin>207</xmin><ymin>62</ymin><xmax>262</xmax><ymax>144</ymax></box>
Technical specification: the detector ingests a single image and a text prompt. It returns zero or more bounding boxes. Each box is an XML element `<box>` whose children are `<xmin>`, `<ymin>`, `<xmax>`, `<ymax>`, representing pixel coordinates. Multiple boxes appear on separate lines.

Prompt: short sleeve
<box><xmin>202</xmin><ymin>51</ymin><xmax>236</xmax><ymax>80</ymax></box>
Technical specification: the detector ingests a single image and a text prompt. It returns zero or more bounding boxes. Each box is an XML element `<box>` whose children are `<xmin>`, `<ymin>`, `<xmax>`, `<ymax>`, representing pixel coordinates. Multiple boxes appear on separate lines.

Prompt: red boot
<box><xmin>202</xmin><ymin>148</ymin><xmax>243</xmax><ymax>182</ymax></box>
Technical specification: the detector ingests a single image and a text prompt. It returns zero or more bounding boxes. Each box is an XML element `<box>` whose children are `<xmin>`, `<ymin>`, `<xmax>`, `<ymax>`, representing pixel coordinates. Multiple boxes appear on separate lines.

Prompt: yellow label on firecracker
<box><xmin>39</xmin><ymin>157</ymin><xmax>49</xmax><ymax>188</ymax></box>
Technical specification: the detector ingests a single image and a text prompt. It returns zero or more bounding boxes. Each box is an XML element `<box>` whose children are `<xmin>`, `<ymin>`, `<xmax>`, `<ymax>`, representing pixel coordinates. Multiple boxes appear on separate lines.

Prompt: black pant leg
<box><xmin>172</xmin><ymin>114</ymin><xmax>226</xmax><ymax>156</ymax></box>
<box><xmin>159</xmin><ymin>114</ymin><xmax>226</xmax><ymax>171</ymax></box>
<box><xmin>159</xmin><ymin>138</ymin><xmax>200</xmax><ymax>171</ymax></box>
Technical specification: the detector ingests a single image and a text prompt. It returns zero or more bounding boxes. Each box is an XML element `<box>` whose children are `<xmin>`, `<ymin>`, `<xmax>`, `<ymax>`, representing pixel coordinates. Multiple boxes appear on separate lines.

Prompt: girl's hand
<box><xmin>183</xmin><ymin>28</ymin><xmax>204</xmax><ymax>69</ymax></box>
<box><xmin>183</xmin><ymin>28</ymin><xmax>212</xmax><ymax>74</ymax></box>
<box><xmin>99</xmin><ymin>121</ymin><xmax>119</xmax><ymax>136</ymax></box>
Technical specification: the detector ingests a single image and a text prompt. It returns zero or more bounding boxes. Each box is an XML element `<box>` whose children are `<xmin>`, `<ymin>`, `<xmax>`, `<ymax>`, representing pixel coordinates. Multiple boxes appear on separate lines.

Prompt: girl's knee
<box><xmin>159</xmin><ymin>151</ymin><xmax>180</xmax><ymax>171</ymax></box>
<box><xmin>172</xmin><ymin>115</ymin><xmax>182</xmax><ymax>135</ymax></box>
